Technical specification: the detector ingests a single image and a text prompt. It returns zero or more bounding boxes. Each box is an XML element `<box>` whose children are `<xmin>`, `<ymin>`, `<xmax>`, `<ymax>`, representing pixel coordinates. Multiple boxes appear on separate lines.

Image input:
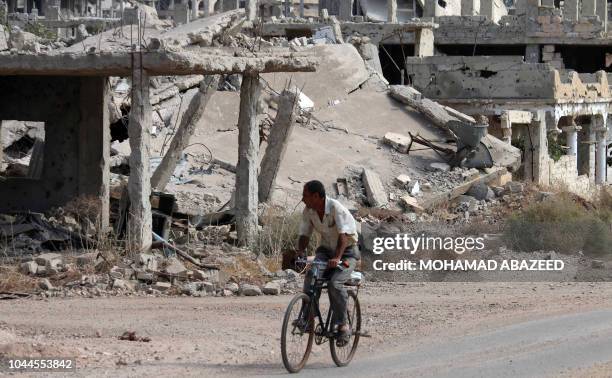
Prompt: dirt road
<box><xmin>2</xmin><ymin>282</ymin><xmax>612</xmax><ymax>377</ymax></box>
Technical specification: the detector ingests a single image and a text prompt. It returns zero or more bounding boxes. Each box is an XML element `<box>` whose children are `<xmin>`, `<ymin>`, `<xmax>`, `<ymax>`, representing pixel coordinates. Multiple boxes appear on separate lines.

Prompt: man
<box><xmin>296</xmin><ymin>180</ymin><xmax>360</xmax><ymax>346</ymax></box>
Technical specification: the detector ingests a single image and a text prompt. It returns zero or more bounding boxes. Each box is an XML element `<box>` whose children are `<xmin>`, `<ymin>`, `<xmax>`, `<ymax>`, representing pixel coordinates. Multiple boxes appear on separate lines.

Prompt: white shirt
<box><xmin>298</xmin><ymin>196</ymin><xmax>358</xmax><ymax>250</ymax></box>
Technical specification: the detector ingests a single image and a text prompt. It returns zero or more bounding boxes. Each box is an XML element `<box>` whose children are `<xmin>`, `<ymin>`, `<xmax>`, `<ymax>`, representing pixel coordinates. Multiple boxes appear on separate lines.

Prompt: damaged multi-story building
<box><xmin>0</xmin><ymin>0</ymin><xmax>610</xmax><ymax>253</ymax></box>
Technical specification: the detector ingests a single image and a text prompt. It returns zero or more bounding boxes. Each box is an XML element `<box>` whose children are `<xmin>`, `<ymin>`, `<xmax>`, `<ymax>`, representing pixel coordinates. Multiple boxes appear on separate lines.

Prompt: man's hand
<box><xmin>328</xmin><ymin>258</ymin><xmax>340</xmax><ymax>268</ymax></box>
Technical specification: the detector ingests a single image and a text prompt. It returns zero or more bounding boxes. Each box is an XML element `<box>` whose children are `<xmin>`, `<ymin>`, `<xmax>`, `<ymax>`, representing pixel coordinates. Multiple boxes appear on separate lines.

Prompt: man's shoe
<box><xmin>335</xmin><ymin>326</ymin><xmax>351</xmax><ymax>347</ymax></box>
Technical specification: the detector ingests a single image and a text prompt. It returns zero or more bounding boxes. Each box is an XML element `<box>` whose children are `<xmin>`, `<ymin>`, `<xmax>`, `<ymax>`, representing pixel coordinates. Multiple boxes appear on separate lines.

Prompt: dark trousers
<box><xmin>302</xmin><ymin>246</ymin><xmax>357</xmax><ymax>327</ymax></box>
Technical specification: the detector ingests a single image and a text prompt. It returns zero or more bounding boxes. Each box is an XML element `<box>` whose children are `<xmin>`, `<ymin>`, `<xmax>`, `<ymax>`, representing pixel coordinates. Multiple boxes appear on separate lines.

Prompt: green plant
<box><xmin>24</xmin><ymin>21</ymin><xmax>56</xmax><ymax>40</ymax></box>
<box><xmin>547</xmin><ymin>133</ymin><xmax>565</xmax><ymax>162</ymax></box>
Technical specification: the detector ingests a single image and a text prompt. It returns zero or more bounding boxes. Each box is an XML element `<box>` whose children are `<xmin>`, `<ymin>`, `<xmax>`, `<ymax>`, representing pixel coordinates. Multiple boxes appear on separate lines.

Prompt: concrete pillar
<box><xmin>235</xmin><ymin>74</ymin><xmax>262</xmax><ymax>247</ymax></box>
<box><xmin>578</xmin><ymin>123</ymin><xmax>596</xmax><ymax>177</ymax></box>
<box><xmin>581</xmin><ymin>0</ymin><xmax>596</xmax><ymax>16</ymax></box>
<box><xmin>597</xmin><ymin>0</ymin><xmax>607</xmax><ymax>31</ymax></box>
<box><xmin>524</xmin><ymin>111</ymin><xmax>550</xmax><ymax>186</ymax></box>
<box><xmin>78</xmin><ymin>78</ymin><xmax>111</xmax><ymax>231</ymax></box>
<box><xmin>563</xmin><ymin>0</ymin><xmax>579</xmax><ymax>20</ymax></box>
<box><xmin>246</xmin><ymin>0</ymin><xmax>256</xmax><ymax>20</ymax></box>
<box><xmin>562</xmin><ymin>124</ymin><xmax>581</xmax><ymax>164</ymax></box>
<box><xmin>480</xmin><ymin>0</ymin><xmax>494</xmax><ymax>20</ymax></box>
<box><xmin>595</xmin><ymin>129</ymin><xmax>607</xmax><ymax>184</ymax></box>
<box><xmin>461</xmin><ymin>0</ymin><xmax>479</xmax><ymax>15</ymax></box>
<box><xmin>415</xmin><ymin>28</ymin><xmax>434</xmax><ymax>57</ymax></box>
<box><xmin>339</xmin><ymin>0</ymin><xmax>352</xmax><ymax>20</ymax></box>
<box><xmin>299</xmin><ymin>0</ymin><xmax>304</xmax><ymax>17</ymax></box>
<box><xmin>258</xmin><ymin>88</ymin><xmax>299</xmax><ymax>203</ymax></box>
<box><xmin>175</xmin><ymin>3</ymin><xmax>189</xmax><ymax>24</ymax></box>
<box><xmin>387</xmin><ymin>0</ymin><xmax>397</xmax><ymax>22</ymax></box>
<box><xmin>202</xmin><ymin>0</ymin><xmax>209</xmax><ymax>16</ymax></box>
<box><xmin>191</xmin><ymin>0</ymin><xmax>198</xmax><ymax>19</ymax></box>
<box><xmin>151</xmin><ymin>76</ymin><xmax>219</xmax><ymax>191</ymax></box>
<box><xmin>127</xmin><ymin>52</ymin><xmax>152</xmax><ymax>252</ymax></box>
<box><xmin>525</xmin><ymin>44</ymin><xmax>540</xmax><ymax>63</ymax></box>
<box><xmin>423</xmin><ymin>0</ymin><xmax>435</xmax><ymax>17</ymax></box>
<box><xmin>500</xmin><ymin>112</ymin><xmax>512</xmax><ymax>144</ymax></box>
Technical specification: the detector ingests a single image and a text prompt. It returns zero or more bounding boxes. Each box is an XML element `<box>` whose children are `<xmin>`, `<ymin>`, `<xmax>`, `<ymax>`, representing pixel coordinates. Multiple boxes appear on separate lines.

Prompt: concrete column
<box><xmin>202</xmin><ymin>0</ymin><xmax>209</xmax><ymax>16</ymax></box>
<box><xmin>235</xmin><ymin>74</ymin><xmax>262</xmax><ymax>247</ymax></box>
<box><xmin>191</xmin><ymin>0</ymin><xmax>198</xmax><ymax>19</ymax></box>
<box><xmin>78</xmin><ymin>77</ymin><xmax>111</xmax><ymax>232</ymax></box>
<box><xmin>578</xmin><ymin>123</ymin><xmax>596</xmax><ymax>177</ymax></box>
<box><xmin>246</xmin><ymin>0</ymin><xmax>256</xmax><ymax>20</ymax></box>
<box><xmin>500</xmin><ymin>112</ymin><xmax>512</xmax><ymax>144</ymax></box>
<box><xmin>299</xmin><ymin>0</ymin><xmax>304</xmax><ymax>17</ymax></box>
<box><xmin>175</xmin><ymin>3</ymin><xmax>189</xmax><ymax>23</ymax></box>
<box><xmin>524</xmin><ymin>111</ymin><xmax>550</xmax><ymax>186</ymax></box>
<box><xmin>461</xmin><ymin>0</ymin><xmax>479</xmax><ymax>15</ymax></box>
<box><xmin>525</xmin><ymin>44</ymin><xmax>540</xmax><ymax>63</ymax></box>
<box><xmin>595</xmin><ymin>130</ymin><xmax>607</xmax><ymax>184</ymax></box>
<box><xmin>597</xmin><ymin>0</ymin><xmax>607</xmax><ymax>31</ymax></box>
<box><xmin>563</xmin><ymin>0</ymin><xmax>579</xmax><ymax>20</ymax></box>
<box><xmin>415</xmin><ymin>28</ymin><xmax>434</xmax><ymax>57</ymax></box>
<box><xmin>151</xmin><ymin>76</ymin><xmax>219</xmax><ymax>191</ymax></box>
<box><xmin>339</xmin><ymin>0</ymin><xmax>352</xmax><ymax>20</ymax></box>
<box><xmin>387</xmin><ymin>0</ymin><xmax>397</xmax><ymax>22</ymax></box>
<box><xmin>423</xmin><ymin>0</ymin><xmax>435</xmax><ymax>17</ymax></box>
<box><xmin>127</xmin><ymin>52</ymin><xmax>152</xmax><ymax>252</ymax></box>
<box><xmin>258</xmin><ymin>88</ymin><xmax>299</xmax><ymax>203</ymax></box>
<box><xmin>562</xmin><ymin>124</ymin><xmax>581</xmax><ymax>164</ymax></box>
<box><xmin>581</xmin><ymin>0</ymin><xmax>596</xmax><ymax>16</ymax></box>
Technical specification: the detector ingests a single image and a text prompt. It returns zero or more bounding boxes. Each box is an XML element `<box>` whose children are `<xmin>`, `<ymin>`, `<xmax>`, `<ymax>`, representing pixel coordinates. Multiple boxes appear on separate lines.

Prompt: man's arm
<box><xmin>329</xmin><ymin>233</ymin><xmax>350</xmax><ymax>268</ymax></box>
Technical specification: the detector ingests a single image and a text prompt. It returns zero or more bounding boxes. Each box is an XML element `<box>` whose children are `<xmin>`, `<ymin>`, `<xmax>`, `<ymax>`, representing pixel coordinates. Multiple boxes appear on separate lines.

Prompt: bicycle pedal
<box><xmin>354</xmin><ymin>330</ymin><xmax>371</xmax><ymax>338</ymax></box>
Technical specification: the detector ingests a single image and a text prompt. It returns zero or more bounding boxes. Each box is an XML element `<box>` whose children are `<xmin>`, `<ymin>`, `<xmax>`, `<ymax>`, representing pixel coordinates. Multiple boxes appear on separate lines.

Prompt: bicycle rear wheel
<box><xmin>281</xmin><ymin>293</ymin><xmax>314</xmax><ymax>373</ymax></box>
<box><xmin>330</xmin><ymin>290</ymin><xmax>361</xmax><ymax>367</ymax></box>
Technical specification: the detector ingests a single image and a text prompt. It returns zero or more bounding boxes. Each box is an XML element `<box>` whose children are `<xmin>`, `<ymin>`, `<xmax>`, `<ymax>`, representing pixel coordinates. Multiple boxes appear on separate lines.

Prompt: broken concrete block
<box><xmin>489</xmin><ymin>171</ymin><xmax>512</xmax><ymax>187</ymax></box>
<box><xmin>467</xmin><ymin>183</ymin><xmax>495</xmax><ymax>201</ymax></box>
<box><xmin>430</xmin><ymin>162</ymin><xmax>451</xmax><ymax>172</ymax></box>
<box><xmin>138</xmin><ymin>253</ymin><xmax>158</xmax><ymax>271</ymax></box>
<box><xmin>461</xmin><ymin>168</ymin><xmax>480</xmax><ymax>181</ymax></box>
<box><xmin>536</xmin><ymin>191</ymin><xmax>554</xmax><ymax>202</ymax></box>
<box><xmin>225</xmin><ymin>282</ymin><xmax>240</xmax><ymax>293</ymax></box>
<box><xmin>113</xmin><ymin>279</ymin><xmax>136</xmax><ymax>291</ymax></box>
<box><xmin>36</xmin><ymin>265</ymin><xmax>47</xmax><ymax>276</ymax></box>
<box><xmin>164</xmin><ymin>258</ymin><xmax>187</xmax><ymax>276</ymax></box>
<box><xmin>362</xmin><ymin>169</ymin><xmax>388</xmax><ymax>208</ymax></box>
<box><xmin>262</xmin><ymin>281</ymin><xmax>281</xmax><ymax>295</ymax></box>
<box><xmin>591</xmin><ymin>260</ymin><xmax>605</xmax><ymax>269</ymax></box>
<box><xmin>136</xmin><ymin>271</ymin><xmax>155</xmax><ymax>282</ymax></box>
<box><xmin>505</xmin><ymin>181</ymin><xmax>525</xmax><ymax>194</ymax></box>
<box><xmin>39</xmin><ymin>278</ymin><xmax>54</xmax><ymax>291</ymax></box>
<box><xmin>20</xmin><ymin>261</ymin><xmax>38</xmax><ymax>275</ymax></box>
<box><xmin>383</xmin><ymin>132</ymin><xmax>412</xmax><ymax>153</ymax></box>
<box><xmin>35</xmin><ymin>253</ymin><xmax>62</xmax><ymax>267</ymax></box>
<box><xmin>395</xmin><ymin>174</ymin><xmax>411</xmax><ymax>187</ymax></box>
<box><xmin>240</xmin><ymin>283</ymin><xmax>262</xmax><ymax>296</ymax></box>
<box><xmin>76</xmin><ymin>252</ymin><xmax>98</xmax><ymax>267</ymax></box>
<box><xmin>192</xmin><ymin>269</ymin><xmax>220</xmax><ymax>283</ymax></box>
<box><xmin>153</xmin><ymin>282</ymin><xmax>172</xmax><ymax>291</ymax></box>
<box><xmin>491</xmin><ymin>186</ymin><xmax>505</xmax><ymax>197</ymax></box>
<box><xmin>399</xmin><ymin>195</ymin><xmax>424</xmax><ymax>212</ymax></box>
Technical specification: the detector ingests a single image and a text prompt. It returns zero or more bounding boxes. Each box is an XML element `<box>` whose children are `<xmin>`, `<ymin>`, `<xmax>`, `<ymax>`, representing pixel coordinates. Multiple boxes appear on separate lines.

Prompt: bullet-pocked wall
<box><xmin>0</xmin><ymin>75</ymin><xmax>110</xmax><ymax>225</ymax></box>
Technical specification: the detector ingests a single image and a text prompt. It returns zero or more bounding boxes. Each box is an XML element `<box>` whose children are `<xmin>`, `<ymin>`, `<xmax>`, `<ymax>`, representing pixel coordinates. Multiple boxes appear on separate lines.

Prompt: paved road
<box><xmin>259</xmin><ymin>309</ymin><xmax>612</xmax><ymax>377</ymax></box>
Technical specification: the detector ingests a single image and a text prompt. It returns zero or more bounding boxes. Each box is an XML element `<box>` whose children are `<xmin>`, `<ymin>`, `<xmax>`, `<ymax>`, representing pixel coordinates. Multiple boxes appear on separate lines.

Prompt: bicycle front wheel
<box><xmin>281</xmin><ymin>293</ymin><xmax>314</xmax><ymax>373</ymax></box>
<box><xmin>330</xmin><ymin>290</ymin><xmax>361</xmax><ymax>367</ymax></box>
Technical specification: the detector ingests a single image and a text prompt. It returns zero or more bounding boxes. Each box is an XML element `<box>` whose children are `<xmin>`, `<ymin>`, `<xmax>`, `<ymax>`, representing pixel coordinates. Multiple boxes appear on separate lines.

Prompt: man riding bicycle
<box><xmin>295</xmin><ymin>180</ymin><xmax>360</xmax><ymax>346</ymax></box>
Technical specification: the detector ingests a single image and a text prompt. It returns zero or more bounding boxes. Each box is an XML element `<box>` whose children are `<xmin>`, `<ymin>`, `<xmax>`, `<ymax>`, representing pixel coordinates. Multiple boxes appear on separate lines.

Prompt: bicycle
<box><xmin>281</xmin><ymin>258</ymin><xmax>364</xmax><ymax>373</ymax></box>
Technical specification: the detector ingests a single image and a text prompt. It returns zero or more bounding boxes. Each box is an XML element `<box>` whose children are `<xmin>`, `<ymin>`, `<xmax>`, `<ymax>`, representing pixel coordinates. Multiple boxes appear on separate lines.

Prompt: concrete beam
<box><xmin>151</xmin><ymin>75</ymin><xmax>219</xmax><ymax>191</ymax></box>
<box><xmin>0</xmin><ymin>50</ymin><xmax>318</xmax><ymax>76</ymax></box>
<box><xmin>258</xmin><ymin>87</ymin><xmax>300</xmax><ymax>203</ymax></box>
<box><xmin>235</xmin><ymin>74</ymin><xmax>262</xmax><ymax>246</ymax></box>
<box><xmin>127</xmin><ymin>53</ymin><xmax>153</xmax><ymax>252</ymax></box>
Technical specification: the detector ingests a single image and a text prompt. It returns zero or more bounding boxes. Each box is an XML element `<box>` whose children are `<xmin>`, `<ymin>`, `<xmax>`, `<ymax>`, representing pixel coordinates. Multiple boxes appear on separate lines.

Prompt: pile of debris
<box><xmin>13</xmin><ymin>248</ymin><xmax>302</xmax><ymax>298</ymax></box>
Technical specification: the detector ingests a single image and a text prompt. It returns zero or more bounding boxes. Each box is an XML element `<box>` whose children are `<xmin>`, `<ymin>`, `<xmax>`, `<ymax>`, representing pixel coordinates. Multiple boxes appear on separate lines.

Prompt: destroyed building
<box><xmin>0</xmin><ymin>0</ymin><xmax>610</xmax><ymax>259</ymax></box>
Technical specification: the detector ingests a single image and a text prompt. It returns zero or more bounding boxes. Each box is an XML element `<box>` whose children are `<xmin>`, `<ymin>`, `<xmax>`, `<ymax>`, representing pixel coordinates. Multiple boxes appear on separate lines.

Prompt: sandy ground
<box><xmin>2</xmin><ymin>282</ymin><xmax>612</xmax><ymax>376</ymax></box>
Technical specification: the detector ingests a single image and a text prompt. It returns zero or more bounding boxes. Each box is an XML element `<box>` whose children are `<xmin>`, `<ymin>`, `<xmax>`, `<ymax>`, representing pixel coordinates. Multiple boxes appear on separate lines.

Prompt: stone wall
<box><xmin>405</xmin><ymin>56</ymin><xmax>556</xmax><ymax>99</ymax></box>
<box><xmin>548</xmin><ymin>155</ymin><xmax>598</xmax><ymax>198</ymax></box>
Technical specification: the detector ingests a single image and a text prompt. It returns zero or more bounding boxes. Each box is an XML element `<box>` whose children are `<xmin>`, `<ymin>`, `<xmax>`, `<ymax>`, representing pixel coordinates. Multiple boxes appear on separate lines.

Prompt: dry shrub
<box><xmin>503</xmin><ymin>191</ymin><xmax>612</xmax><ymax>256</ymax></box>
<box><xmin>255</xmin><ymin>208</ymin><xmax>318</xmax><ymax>257</ymax></box>
<box><xmin>0</xmin><ymin>266</ymin><xmax>38</xmax><ymax>292</ymax></box>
